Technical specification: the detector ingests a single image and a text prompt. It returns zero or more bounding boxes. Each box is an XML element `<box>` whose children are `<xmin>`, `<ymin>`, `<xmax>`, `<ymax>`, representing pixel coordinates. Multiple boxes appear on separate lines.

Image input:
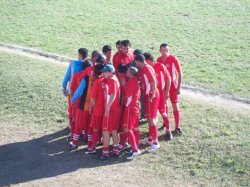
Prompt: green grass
<box><xmin>0</xmin><ymin>0</ymin><xmax>250</xmax><ymax>98</ymax></box>
<box><xmin>0</xmin><ymin>52</ymin><xmax>249</xmax><ymax>186</ymax></box>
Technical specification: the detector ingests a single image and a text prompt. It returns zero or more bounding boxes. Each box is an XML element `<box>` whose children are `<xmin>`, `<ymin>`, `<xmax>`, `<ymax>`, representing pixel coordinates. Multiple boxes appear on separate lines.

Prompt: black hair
<box><xmin>129</xmin><ymin>66</ymin><xmax>138</xmax><ymax>76</ymax></box>
<box><xmin>116</xmin><ymin>40</ymin><xmax>121</xmax><ymax>46</ymax></box>
<box><xmin>82</xmin><ymin>60</ymin><xmax>92</xmax><ymax>69</ymax></box>
<box><xmin>94</xmin><ymin>63</ymin><xmax>104</xmax><ymax>76</ymax></box>
<box><xmin>78</xmin><ymin>48</ymin><xmax>88</xmax><ymax>59</ymax></box>
<box><xmin>143</xmin><ymin>52</ymin><xmax>154</xmax><ymax>61</ymax></box>
<box><xmin>133</xmin><ymin>49</ymin><xmax>143</xmax><ymax>56</ymax></box>
<box><xmin>91</xmin><ymin>50</ymin><xmax>101</xmax><ymax>59</ymax></box>
<box><xmin>134</xmin><ymin>54</ymin><xmax>145</xmax><ymax>63</ymax></box>
<box><xmin>160</xmin><ymin>43</ymin><xmax>169</xmax><ymax>49</ymax></box>
<box><xmin>96</xmin><ymin>54</ymin><xmax>106</xmax><ymax>64</ymax></box>
<box><xmin>102</xmin><ymin>45</ymin><xmax>112</xmax><ymax>53</ymax></box>
<box><xmin>121</xmin><ymin>39</ymin><xmax>131</xmax><ymax>47</ymax></box>
<box><xmin>118</xmin><ymin>63</ymin><xmax>128</xmax><ymax>73</ymax></box>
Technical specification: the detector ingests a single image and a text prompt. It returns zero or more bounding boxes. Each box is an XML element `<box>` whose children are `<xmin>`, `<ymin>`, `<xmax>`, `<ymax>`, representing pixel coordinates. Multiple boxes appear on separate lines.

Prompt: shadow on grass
<box><xmin>0</xmin><ymin>128</ymin><xmax>128</xmax><ymax>186</ymax></box>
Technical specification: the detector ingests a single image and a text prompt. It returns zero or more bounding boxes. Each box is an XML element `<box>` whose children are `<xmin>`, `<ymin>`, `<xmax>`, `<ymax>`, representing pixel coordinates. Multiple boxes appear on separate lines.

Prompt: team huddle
<box><xmin>62</xmin><ymin>40</ymin><xmax>182</xmax><ymax>160</ymax></box>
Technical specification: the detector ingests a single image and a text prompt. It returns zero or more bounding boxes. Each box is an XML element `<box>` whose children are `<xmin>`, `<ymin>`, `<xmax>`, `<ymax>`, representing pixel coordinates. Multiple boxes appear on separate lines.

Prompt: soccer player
<box><xmin>144</xmin><ymin>52</ymin><xmax>172</xmax><ymax>140</ymax></box>
<box><xmin>102</xmin><ymin>45</ymin><xmax>112</xmax><ymax>64</ymax></box>
<box><xmin>70</xmin><ymin>54</ymin><xmax>106</xmax><ymax>151</ymax></box>
<box><xmin>90</xmin><ymin>50</ymin><xmax>101</xmax><ymax>64</ymax></box>
<box><xmin>157</xmin><ymin>43</ymin><xmax>183</xmax><ymax>135</ymax></box>
<box><xmin>70</xmin><ymin>60</ymin><xmax>92</xmax><ymax>150</ymax></box>
<box><xmin>100</xmin><ymin>64</ymin><xmax>121</xmax><ymax>160</ymax></box>
<box><xmin>134</xmin><ymin>54</ymin><xmax>160</xmax><ymax>152</ymax></box>
<box><xmin>62</xmin><ymin>48</ymin><xmax>88</xmax><ymax>140</ymax></box>
<box><xmin>85</xmin><ymin>63</ymin><xmax>105</xmax><ymax>154</ymax></box>
<box><xmin>123</xmin><ymin>67</ymin><xmax>141</xmax><ymax>160</ymax></box>
<box><xmin>113</xmin><ymin>39</ymin><xmax>134</xmax><ymax>71</ymax></box>
<box><xmin>112</xmin><ymin>40</ymin><xmax>122</xmax><ymax>67</ymax></box>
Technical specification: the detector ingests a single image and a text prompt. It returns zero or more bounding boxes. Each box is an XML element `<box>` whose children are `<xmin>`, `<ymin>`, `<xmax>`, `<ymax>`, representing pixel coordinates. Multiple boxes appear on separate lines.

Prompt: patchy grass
<box><xmin>0</xmin><ymin>52</ymin><xmax>249</xmax><ymax>186</ymax></box>
<box><xmin>0</xmin><ymin>0</ymin><xmax>250</xmax><ymax>97</ymax></box>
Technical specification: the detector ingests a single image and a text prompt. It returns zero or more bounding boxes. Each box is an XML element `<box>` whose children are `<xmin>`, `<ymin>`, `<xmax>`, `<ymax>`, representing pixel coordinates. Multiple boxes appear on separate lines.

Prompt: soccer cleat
<box><xmin>141</xmin><ymin>139</ymin><xmax>153</xmax><ymax>146</ymax></box>
<box><xmin>69</xmin><ymin>142</ymin><xmax>78</xmax><ymax>151</ymax></box>
<box><xmin>158</xmin><ymin>124</ymin><xmax>165</xmax><ymax>131</ymax></box>
<box><xmin>126</xmin><ymin>150</ymin><xmax>141</xmax><ymax>160</ymax></box>
<box><xmin>118</xmin><ymin>144</ymin><xmax>128</xmax><ymax>153</ymax></box>
<box><xmin>166</xmin><ymin>131</ymin><xmax>173</xmax><ymax>141</ymax></box>
<box><xmin>85</xmin><ymin>149</ymin><xmax>97</xmax><ymax>155</ymax></box>
<box><xmin>125</xmin><ymin>147</ymin><xmax>133</xmax><ymax>154</ymax></box>
<box><xmin>100</xmin><ymin>154</ymin><xmax>110</xmax><ymax>160</ymax></box>
<box><xmin>175</xmin><ymin>127</ymin><xmax>183</xmax><ymax>135</ymax></box>
<box><xmin>111</xmin><ymin>152</ymin><xmax>120</xmax><ymax>158</ymax></box>
<box><xmin>148</xmin><ymin>143</ymin><xmax>160</xmax><ymax>153</ymax></box>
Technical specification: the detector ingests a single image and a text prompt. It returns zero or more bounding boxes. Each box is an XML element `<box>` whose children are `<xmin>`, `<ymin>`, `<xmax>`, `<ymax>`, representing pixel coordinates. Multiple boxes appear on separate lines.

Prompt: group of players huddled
<box><xmin>62</xmin><ymin>40</ymin><xmax>182</xmax><ymax>160</ymax></box>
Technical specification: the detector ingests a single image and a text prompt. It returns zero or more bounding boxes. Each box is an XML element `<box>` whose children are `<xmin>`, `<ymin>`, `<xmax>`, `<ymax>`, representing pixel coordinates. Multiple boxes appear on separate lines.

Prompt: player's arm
<box><xmin>175</xmin><ymin>57</ymin><xmax>182</xmax><ymax>95</ymax></box>
<box><xmin>165</xmin><ymin>69</ymin><xmax>171</xmax><ymax>99</ymax></box>
<box><xmin>89</xmin><ymin>81</ymin><xmax>98</xmax><ymax>114</ymax></box>
<box><xmin>71</xmin><ymin>79</ymin><xmax>86</xmax><ymax>103</ymax></box>
<box><xmin>62</xmin><ymin>63</ymin><xmax>71</xmax><ymax>96</ymax></box>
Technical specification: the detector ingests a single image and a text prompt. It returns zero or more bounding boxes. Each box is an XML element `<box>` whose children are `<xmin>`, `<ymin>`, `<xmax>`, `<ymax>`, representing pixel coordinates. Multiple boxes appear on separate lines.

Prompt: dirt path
<box><xmin>0</xmin><ymin>42</ymin><xmax>249</xmax><ymax>111</ymax></box>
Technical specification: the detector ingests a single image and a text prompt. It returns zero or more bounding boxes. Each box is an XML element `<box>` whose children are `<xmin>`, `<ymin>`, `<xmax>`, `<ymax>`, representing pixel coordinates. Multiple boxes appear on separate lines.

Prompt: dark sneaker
<box><xmin>100</xmin><ymin>154</ymin><xmax>110</xmax><ymax>160</ymax></box>
<box><xmin>85</xmin><ymin>149</ymin><xmax>97</xmax><ymax>155</ymax></box>
<box><xmin>159</xmin><ymin>124</ymin><xmax>165</xmax><ymax>131</ymax></box>
<box><xmin>126</xmin><ymin>150</ymin><xmax>141</xmax><ymax>160</ymax></box>
<box><xmin>66</xmin><ymin>136</ymin><xmax>71</xmax><ymax>142</ymax></box>
<box><xmin>125</xmin><ymin>147</ymin><xmax>133</xmax><ymax>154</ymax></box>
<box><xmin>69</xmin><ymin>142</ymin><xmax>78</xmax><ymax>151</ymax></box>
<box><xmin>111</xmin><ymin>152</ymin><xmax>120</xmax><ymax>158</ymax></box>
<box><xmin>175</xmin><ymin>127</ymin><xmax>183</xmax><ymax>135</ymax></box>
<box><xmin>118</xmin><ymin>145</ymin><xmax>128</xmax><ymax>153</ymax></box>
<box><xmin>166</xmin><ymin>131</ymin><xmax>173</xmax><ymax>141</ymax></box>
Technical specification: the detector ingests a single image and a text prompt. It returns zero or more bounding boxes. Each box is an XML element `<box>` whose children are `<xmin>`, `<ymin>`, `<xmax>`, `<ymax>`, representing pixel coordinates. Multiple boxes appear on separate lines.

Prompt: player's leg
<box><xmin>147</xmin><ymin>95</ymin><xmax>160</xmax><ymax>152</ymax></box>
<box><xmin>170</xmin><ymin>87</ymin><xmax>182</xmax><ymax>134</ymax></box>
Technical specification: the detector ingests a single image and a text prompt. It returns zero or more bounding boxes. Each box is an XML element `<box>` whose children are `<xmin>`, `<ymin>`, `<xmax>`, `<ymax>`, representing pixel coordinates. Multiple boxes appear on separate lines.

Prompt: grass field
<box><xmin>1</xmin><ymin>0</ymin><xmax>250</xmax><ymax>98</ymax></box>
<box><xmin>0</xmin><ymin>52</ymin><xmax>249</xmax><ymax>186</ymax></box>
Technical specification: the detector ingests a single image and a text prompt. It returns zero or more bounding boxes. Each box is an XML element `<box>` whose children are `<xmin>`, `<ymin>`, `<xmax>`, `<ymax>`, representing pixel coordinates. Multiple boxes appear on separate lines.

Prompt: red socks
<box><xmin>113</xmin><ymin>145</ymin><xmax>119</xmax><ymax>154</ymax></box>
<box><xmin>119</xmin><ymin>132</ymin><xmax>127</xmax><ymax>147</ymax></box>
<box><xmin>149</xmin><ymin>125</ymin><xmax>158</xmax><ymax>145</ymax></box>
<box><xmin>103</xmin><ymin>147</ymin><xmax>109</xmax><ymax>156</ymax></box>
<box><xmin>126</xmin><ymin>131</ymin><xmax>138</xmax><ymax>152</ymax></box>
<box><xmin>91</xmin><ymin>131</ymin><xmax>99</xmax><ymax>152</ymax></box>
<box><xmin>173</xmin><ymin>110</ymin><xmax>180</xmax><ymax>129</ymax></box>
<box><xmin>133</xmin><ymin>130</ymin><xmax>140</xmax><ymax>146</ymax></box>
<box><xmin>163</xmin><ymin>115</ymin><xmax>170</xmax><ymax>131</ymax></box>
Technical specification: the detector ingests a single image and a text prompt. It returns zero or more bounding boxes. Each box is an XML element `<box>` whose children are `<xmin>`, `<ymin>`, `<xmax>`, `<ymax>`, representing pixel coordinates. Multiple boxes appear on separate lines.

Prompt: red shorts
<box><xmin>158</xmin><ymin>90</ymin><xmax>167</xmax><ymax>114</ymax></box>
<box><xmin>102</xmin><ymin>110</ymin><xmax>121</xmax><ymax>132</ymax></box>
<box><xmin>90</xmin><ymin>115</ymin><xmax>103</xmax><ymax>130</ymax></box>
<box><xmin>144</xmin><ymin>94</ymin><xmax>160</xmax><ymax>119</ymax></box>
<box><xmin>75</xmin><ymin>109</ymin><xmax>91</xmax><ymax>131</ymax></box>
<box><xmin>123</xmin><ymin>107</ymin><xmax>139</xmax><ymax>130</ymax></box>
<box><xmin>169</xmin><ymin>83</ymin><xmax>179</xmax><ymax>103</ymax></box>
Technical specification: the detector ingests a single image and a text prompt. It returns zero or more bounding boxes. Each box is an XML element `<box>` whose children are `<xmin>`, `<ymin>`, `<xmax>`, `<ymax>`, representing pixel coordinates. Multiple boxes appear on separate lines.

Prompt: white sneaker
<box><xmin>148</xmin><ymin>143</ymin><xmax>160</xmax><ymax>152</ymax></box>
<box><xmin>126</xmin><ymin>150</ymin><xmax>141</xmax><ymax>160</ymax></box>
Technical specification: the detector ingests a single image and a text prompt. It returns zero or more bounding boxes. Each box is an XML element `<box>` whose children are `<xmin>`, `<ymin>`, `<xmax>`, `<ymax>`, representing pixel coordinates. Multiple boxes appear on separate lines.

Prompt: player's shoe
<box><xmin>126</xmin><ymin>150</ymin><xmax>141</xmax><ymax>160</ymax></box>
<box><xmin>148</xmin><ymin>143</ymin><xmax>160</xmax><ymax>153</ymax></box>
<box><xmin>85</xmin><ymin>149</ymin><xmax>97</xmax><ymax>155</ymax></box>
<box><xmin>111</xmin><ymin>152</ymin><xmax>120</xmax><ymax>158</ymax></box>
<box><xmin>125</xmin><ymin>147</ymin><xmax>133</xmax><ymax>154</ymax></box>
<box><xmin>118</xmin><ymin>144</ymin><xmax>128</xmax><ymax>153</ymax></box>
<box><xmin>69</xmin><ymin>142</ymin><xmax>78</xmax><ymax>151</ymax></box>
<box><xmin>141</xmin><ymin>139</ymin><xmax>153</xmax><ymax>146</ymax></box>
<box><xmin>166</xmin><ymin>131</ymin><xmax>173</xmax><ymax>141</ymax></box>
<box><xmin>100</xmin><ymin>154</ymin><xmax>110</xmax><ymax>160</ymax></box>
<box><xmin>158</xmin><ymin>124</ymin><xmax>165</xmax><ymax>131</ymax></box>
<box><xmin>175</xmin><ymin>127</ymin><xmax>183</xmax><ymax>135</ymax></box>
